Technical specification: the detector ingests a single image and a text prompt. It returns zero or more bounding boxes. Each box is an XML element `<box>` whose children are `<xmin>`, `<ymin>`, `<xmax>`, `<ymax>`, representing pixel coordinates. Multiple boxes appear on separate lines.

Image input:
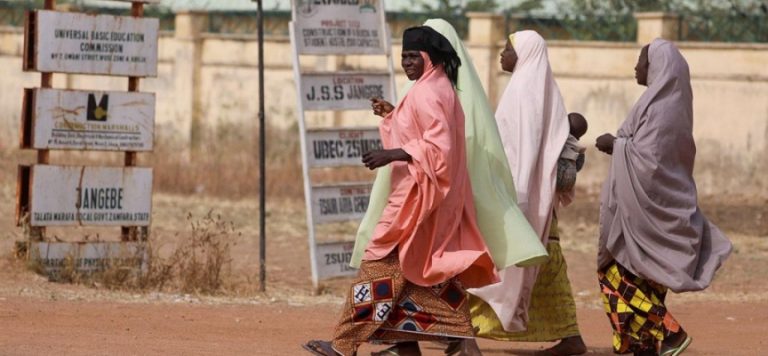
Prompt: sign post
<box><xmin>290</xmin><ymin>0</ymin><xmax>396</xmax><ymax>291</ymax></box>
<box><xmin>17</xmin><ymin>0</ymin><xmax>159</xmax><ymax>274</ymax></box>
<box><xmin>253</xmin><ymin>0</ymin><xmax>267</xmax><ymax>293</ymax></box>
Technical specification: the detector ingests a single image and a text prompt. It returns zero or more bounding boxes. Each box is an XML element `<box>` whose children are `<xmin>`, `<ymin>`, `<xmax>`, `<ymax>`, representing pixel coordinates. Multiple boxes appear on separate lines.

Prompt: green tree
<box><xmin>561</xmin><ymin>0</ymin><xmax>768</xmax><ymax>42</ymax></box>
<box><xmin>406</xmin><ymin>0</ymin><xmax>544</xmax><ymax>36</ymax></box>
<box><xmin>414</xmin><ymin>0</ymin><xmax>545</xmax><ymax>14</ymax></box>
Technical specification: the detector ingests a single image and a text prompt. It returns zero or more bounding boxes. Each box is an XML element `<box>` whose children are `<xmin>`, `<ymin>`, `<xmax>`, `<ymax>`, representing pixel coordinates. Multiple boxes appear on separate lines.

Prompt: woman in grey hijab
<box><xmin>595</xmin><ymin>39</ymin><xmax>732</xmax><ymax>356</ymax></box>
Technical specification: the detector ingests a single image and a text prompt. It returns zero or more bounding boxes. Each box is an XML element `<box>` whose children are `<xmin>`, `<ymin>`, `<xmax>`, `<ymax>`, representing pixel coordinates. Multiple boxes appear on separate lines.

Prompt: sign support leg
<box><xmin>255</xmin><ymin>0</ymin><xmax>267</xmax><ymax>293</ymax></box>
<box><xmin>122</xmin><ymin>1</ymin><xmax>144</xmax><ymax>242</ymax></box>
<box><xmin>25</xmin><ymin>0</ymin><xmax>55</xmax><ymax>244</ymax></box>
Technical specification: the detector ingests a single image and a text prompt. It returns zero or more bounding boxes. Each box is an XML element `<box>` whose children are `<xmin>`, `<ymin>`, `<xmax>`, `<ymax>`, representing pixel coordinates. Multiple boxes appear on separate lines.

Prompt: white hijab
<box><xmin>469</xmin><ymin>30</ymin><xmax>569</xmax><ymax>332</ymax></box>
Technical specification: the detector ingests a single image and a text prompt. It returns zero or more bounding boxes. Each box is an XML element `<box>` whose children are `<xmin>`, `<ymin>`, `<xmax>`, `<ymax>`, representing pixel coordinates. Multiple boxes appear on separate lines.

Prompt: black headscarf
<box><xmin>402</xmin><ymin>26</ymin><xmax>461</xmax><ymax>86</ymax></box>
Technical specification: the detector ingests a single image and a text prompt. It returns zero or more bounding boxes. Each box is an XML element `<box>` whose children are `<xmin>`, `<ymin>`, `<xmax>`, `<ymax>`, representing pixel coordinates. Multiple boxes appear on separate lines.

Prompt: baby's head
<box><xmin>567</xmin><ymin>112</ymin><xmax>588</xmax><ymax>139</ymax></box>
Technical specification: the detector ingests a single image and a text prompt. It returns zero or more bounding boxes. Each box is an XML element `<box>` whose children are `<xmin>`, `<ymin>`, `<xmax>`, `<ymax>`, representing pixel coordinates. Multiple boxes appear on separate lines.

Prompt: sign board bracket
<box><xmin>22</xmin><ymin>10</ymin><xmax>37</xmax><ymax>71</ymax></box>
<box><xmin>20</xmin><ymin>88</ymin><xmax>34</xmax><ymax>149</ymax></box>
<box><xmin>15</xmin><ymin>165</ymin><xmax>31</xmax><ymax>228</ymax></box>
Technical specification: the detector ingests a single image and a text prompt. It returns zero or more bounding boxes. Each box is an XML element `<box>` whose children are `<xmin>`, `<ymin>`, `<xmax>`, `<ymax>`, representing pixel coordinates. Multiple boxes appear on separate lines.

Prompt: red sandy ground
<box><xmin>0</xmin><ymin>297</ymin><xmax>766</xmax><ymax>355</ymax></box>
<box><xmin>0</xmin><ymin>192</ymin><xmax>766</xmax><ymax>355</ymax></box>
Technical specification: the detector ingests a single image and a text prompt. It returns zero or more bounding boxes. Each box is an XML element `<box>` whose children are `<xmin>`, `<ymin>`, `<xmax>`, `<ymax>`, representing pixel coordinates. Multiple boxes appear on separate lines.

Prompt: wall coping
<box><xmin>174</xmin><ymin>11</ymin><xmax>210</xmax><ymax>16</ymax></box>
<box><xmin>634</xmin><ymin>12</ymin><xmax>680</xmax><ymax>19</ymax></box>
<box><xmin>546</xmin><ymin>40</ymin><xmax>639</xmax><ymax>49</ymax></box>
<box><xmin>0</xmin><ymin>26</ymin><xmax>23</xmax><ymax>34</ymax></box>
<box><xmin>502</xmin><ymin>39</ymin><xmax>768</xmax><ymax>51</ymax></box>
<box><xmin>3</xmin><ymin>23</ymin><xmax>767</xmax><ymax>51</ymax></box>
<box><xmin>200</xmin><ymin>33</ymin><xmax>290</xmax><ymax>43</ymax></box>
<box><xmin>676</xmin><ymin>41</ymin><xmax>768</xmax><ymax>50</ymax></box>
<box><xmin>466</xmin><ymin>12</ymin><xmax>503</xmax><ymax>19</ymax></box>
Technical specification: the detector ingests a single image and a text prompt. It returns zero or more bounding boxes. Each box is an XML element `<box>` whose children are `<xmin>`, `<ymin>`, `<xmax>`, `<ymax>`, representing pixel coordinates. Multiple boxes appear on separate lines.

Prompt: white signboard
<box><xmin>292</xmin><ymin>0</ymin><xmax>387</xmax><ymax>54</ymax></box>
<box><xmin>29</xmin><ymin>165</ymin><xmax>153</xmax><ymax>227</ymax></box>
<box><xmin>301</xmin><ymin>72</ymin><xmax>392</xmax><ymax>111</ymax></box>
<box><xmin>25</xmin><ymin>10</ymin><xmax>159</xmax><ymax>77</ymax></box>
<box><xmin>316</xmin><ymin>241</ymin><xmax>357</xmax><ymax>279</ymax></box>
<box><xmin>25</xmin><ymin>88</ymin><xmax>155</xmax><ymax>151</ymax></box>
<box><xmin>307</xmin><ymin>127</ymin><xmax>382</xmax><ymax>168</ymax></box>
<box><xmin>312</xmin><ymin>183</ymin><xmax>372</xmax><ymax>224</ymax></box>
<box><xmin>109</xmin><ymin>0</ymin><xmax>161</xmax><ymax>3</ymax></box>
<box><xmin>31</xmin><ymin>242</ymin><xmax>147</xmax><ymax>278</ymax></box>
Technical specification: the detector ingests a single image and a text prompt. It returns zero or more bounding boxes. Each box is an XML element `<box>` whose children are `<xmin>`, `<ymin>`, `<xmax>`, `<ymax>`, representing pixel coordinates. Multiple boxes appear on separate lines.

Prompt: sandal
<box><xmin>303</xmin><ymin>340</ymin><xmax>340</xmax><ymax>356</ymax></box>
<box><xmin>660</xmin><ymin>336</ymin><xmax>692</xmax><ymax>356</ymax></box>
<box><xmin>371</xmin><ymin>342</ymin><xmax>422</xmax><ymax>356</ymax></box>
<box><xmin>443</xmin><ymin>339</ymin><xmax>461</xmax><ymax>356</ymax></box>
<box><xmin>443</xmin><ymin>339</ymin><xmax>482</xmax><ymax>356</ymax></box>
<box><xmin>534</xmin><ymin>336</ymin><xmax>587</xmax><ymax>356</ymax></box>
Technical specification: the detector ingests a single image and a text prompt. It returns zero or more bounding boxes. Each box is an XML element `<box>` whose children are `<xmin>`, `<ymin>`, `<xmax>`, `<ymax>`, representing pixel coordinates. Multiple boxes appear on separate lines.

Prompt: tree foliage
<box><xmin>562</xmin><ymin>0</ymin><xmax>768</xmax><ymax>16</ymax></box>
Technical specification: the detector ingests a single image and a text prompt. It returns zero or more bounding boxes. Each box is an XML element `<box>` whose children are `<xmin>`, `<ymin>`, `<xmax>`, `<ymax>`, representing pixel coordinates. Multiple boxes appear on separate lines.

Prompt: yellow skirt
<box><xmin>469</xmin><ymin>241</ymin><xmax>580</xmax><ymax>341</ymax></box>
<box><xmin>599</xmin><ymin>261</ymin><xmax>681</xmax><ymax>353</ymax></box>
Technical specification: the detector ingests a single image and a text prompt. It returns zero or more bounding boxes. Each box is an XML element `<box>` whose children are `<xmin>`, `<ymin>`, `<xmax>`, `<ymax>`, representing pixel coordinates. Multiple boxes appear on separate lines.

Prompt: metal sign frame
<box><xmin>290</xmin><ymin>0</ymin><xmax>397</xmax><ymax>289</ymax></box>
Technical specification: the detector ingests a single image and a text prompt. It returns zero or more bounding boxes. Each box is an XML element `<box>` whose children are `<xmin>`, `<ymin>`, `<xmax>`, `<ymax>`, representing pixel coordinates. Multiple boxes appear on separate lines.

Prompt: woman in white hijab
<box><xmin>465</xmin><ymin>30</ymin><xmax>587</xmax><ymax>356</ymax></box>
<box><xmin>595</xmin><ymin>39</ymin><xmax>731</xmax><ymax>356</ymax></box>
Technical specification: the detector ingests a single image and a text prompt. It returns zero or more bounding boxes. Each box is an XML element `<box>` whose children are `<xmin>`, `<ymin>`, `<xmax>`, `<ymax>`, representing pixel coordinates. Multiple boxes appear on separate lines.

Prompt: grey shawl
<box><xmin>598</xmin><ymin>39</ymin><xmax>732</xmax><ymax>292</ymax></box>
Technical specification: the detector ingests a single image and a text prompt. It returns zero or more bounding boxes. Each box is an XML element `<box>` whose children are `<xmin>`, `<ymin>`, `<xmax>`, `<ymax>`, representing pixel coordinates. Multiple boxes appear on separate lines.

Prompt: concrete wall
<box><xmin>1</xmin><ymin>12</ymin><xmax>766</xmax><ymax>195</ymax></box>
<box><xmin>546</xmin><ymin>40</ymin><xmax>768</xmax><ymax>195</ymax></box>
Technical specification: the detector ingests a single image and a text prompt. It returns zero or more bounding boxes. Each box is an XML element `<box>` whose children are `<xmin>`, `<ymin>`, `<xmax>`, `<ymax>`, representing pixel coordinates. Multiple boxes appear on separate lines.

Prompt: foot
<box><xmin>444</xmin><ymin>339</ymin><xmax>461</xmax><ymax>355</ymax></box>
<box><xmin>535</xmin><ymin>335</ymin><xmax>587</xmax><ymax>356</ymax></box>
<box><xmin>443</xmin><ymin>339</ymin><xmax>482</xmax><ymax>356</ymax></box>
<box><xmin>371</xmin><ymin>341</ymin><xmax>421</xmax><ymax>356</ymax></box>
<box><xmin>632</xmin><ymin>350</ymin><xmax>656</xmax><ymax>356</ymax></box>
<box><xmin>303</xmin><ymin>340</ymin><xmax>340</xmax><ymax>356</ymax></box>
<box><xmin>660</xmin><ymin>330</ymin><xmax>691</xmax><ymax>356</ymax></box>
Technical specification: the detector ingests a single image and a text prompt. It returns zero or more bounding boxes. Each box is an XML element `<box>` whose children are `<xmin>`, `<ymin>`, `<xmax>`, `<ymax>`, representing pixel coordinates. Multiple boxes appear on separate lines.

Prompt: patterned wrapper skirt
<box><xmin>331</xmin><ymin>253</ymin><xmax>474</xmax><ymax>356</ymax></box>
<box><xmin>469</xmin><ymin>240</ymin><xmax>581</xmax><ymax>341</ymax></box>
<box><xmin>598</xmin><ymin>261</ymin><xmax>682</xmax><ymax>354</ymax></box>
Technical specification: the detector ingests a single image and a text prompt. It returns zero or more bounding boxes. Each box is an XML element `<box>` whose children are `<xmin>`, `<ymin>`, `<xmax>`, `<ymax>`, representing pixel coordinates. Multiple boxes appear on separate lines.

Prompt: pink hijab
<box><xmin>363</xmin><ymin>52</ymin><xmax>498</xmax><ymax>289</ymax></box>
<box><xmin>469</xmin><ymin>30</ymin><xmax>569</xmax><ymax>331</ymax></box>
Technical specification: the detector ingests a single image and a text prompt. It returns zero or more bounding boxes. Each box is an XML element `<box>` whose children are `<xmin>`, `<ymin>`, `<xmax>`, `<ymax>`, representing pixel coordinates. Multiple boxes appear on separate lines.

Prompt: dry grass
<box><xmin>3</xmin><ymin>124</ymin><xmax>765</xmax><ymax>299</ymax></box>
<box><xmin>144</xmin><ymin>124</ymin><xmax>376</xmax><ymax>201</ymax></box>
<box><xmin>2</xmin><ymin>125</ymin><xmax>301</xmax><ymax>200</ymax></box>
<box><xmin>147</xmin><ymin>210</ymin><xmax>238</xmax><ymax>294</ymax></box>
<box><xmin>23</xmin><ymin>210</ymin><xmax>239</xmax><ymax>296</ymax></box>
<box><xmin>3</xmin><ymin>124</ymin><xmax>374</xmax><ymax>201</ymax></box>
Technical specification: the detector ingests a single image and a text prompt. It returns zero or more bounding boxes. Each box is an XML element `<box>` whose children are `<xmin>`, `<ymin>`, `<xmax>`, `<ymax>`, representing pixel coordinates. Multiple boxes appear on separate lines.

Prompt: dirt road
<box><xmin>0</xmin><ymin>295</ymin><xmax>766</xmax><ymax>355</ymax></box>
<box><xmin>0</xmin><ymin>191</ymin><xmax>766</xmax><ymax>355</ymax></box>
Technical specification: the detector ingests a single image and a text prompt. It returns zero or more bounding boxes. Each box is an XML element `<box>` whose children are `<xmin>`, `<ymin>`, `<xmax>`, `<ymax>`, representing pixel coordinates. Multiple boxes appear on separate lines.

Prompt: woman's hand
<box><xmin>595</xmin><ymin>133</ymin><xmax>616</xmax><ymax>155</ymax></box>
<box><xmin>371</xmin><ymin>97</ymin><xmax>394</xmax><ymax>117</ymax></box>
<box><xmin>362</xmin><ymin>149</ymin><xmax>411</xmax><ymax>170</ymax></box>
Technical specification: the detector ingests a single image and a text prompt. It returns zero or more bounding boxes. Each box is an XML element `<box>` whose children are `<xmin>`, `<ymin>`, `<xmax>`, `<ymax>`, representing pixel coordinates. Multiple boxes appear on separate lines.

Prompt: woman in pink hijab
<box><xmin>303</xmin><ymin>26</ymin><xmax>498</xmax><ymax>356</ymax></box>
<box><xmin>595</xmin><ymin>39</ymin><xmax>732</xmax><ymax>355</ymax></box>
